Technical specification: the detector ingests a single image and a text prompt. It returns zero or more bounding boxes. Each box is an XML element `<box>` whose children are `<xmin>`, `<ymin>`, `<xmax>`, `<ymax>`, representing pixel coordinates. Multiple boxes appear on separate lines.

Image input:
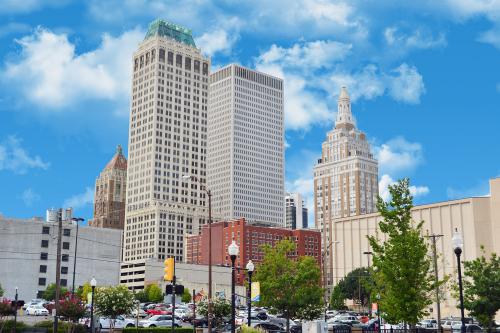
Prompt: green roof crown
<box><xmin>144</xmin><ymin>19</ymin><xmax>196</xmax><ymax>48</ymax></box>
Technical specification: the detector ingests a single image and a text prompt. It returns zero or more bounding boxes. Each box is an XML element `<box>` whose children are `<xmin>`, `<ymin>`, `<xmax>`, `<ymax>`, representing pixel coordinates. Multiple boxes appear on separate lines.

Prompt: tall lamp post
<box><xmin>13</xmin><ymin>286</ymin><xmax>18</xmax><ymax>333</ymax></box>
<box><xmin>363</xmin><ymin>251</ymin><xmax>373</xmax><ymax>317</ymax></box>
<box><xmin>246</xmin><ymin>260</ymin><xmax>255</xmax><ymax>326</ymax></box>
<box><xmin>322</xmin><ymin>240</ymin><xmax>340</xmax><ymax>321</ymax></box>
<box><xmin>228</xmin><ymin>240</ymin><xmax>239</xmax><ymax>333</ymax></box>
<box><xmin>452</xmin><ymin>229</ymin><xmax>466</xmax><ymax>333</ymax></box>
<box><xmin>183</xmin><ymin>174</ymin><xmax>213</xmax><ymax>333</ymax></box>
<box><xmin>90</xmin><ymin>278</ymin><xmax>97</xmax><ymax>333</ymax></box>
<box><xmin>71</xmin><ymin>217</ymin><xmax>84</xmax><ymax>295</ymax></box>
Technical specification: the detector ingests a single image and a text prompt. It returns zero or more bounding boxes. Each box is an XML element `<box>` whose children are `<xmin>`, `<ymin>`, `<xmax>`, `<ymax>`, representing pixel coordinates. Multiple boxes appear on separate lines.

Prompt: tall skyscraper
<box><xmin>123</xmin><ymin>19</ymin><xmax>210</xmax><ymax>262</ymax></box>
<box><xmin>208</xmin><ymin>64</ymin><xmax>285</xmax><ymax>226</ymax></box>
<box><xmin>285</xmin><ymin>192</ymin><xmax>308</xmax><ymax>229</ymax></box>
<box><xmin>89</xmin><ymin>145</ymin><xmax>127</xmax><ymax>229</ymax></box>
<box><xmin>313</xmin><ymin>86</ymin><xmax>378</xmax><ymax>290</ymax></box>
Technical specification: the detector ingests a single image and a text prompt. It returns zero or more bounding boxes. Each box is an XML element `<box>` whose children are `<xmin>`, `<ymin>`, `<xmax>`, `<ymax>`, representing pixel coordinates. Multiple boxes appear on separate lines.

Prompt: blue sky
<box><xmin>0</xmin><ymin>0</ymin><xmax>499</xmax><ymax>224</ymax></box>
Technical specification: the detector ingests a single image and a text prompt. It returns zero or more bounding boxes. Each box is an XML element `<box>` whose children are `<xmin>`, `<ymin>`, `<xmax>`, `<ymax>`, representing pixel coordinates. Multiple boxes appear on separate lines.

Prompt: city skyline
<box><xmin>0</xmin><ymin>1</ymin><xmax>499</xmax><ymax>224</ymax></box>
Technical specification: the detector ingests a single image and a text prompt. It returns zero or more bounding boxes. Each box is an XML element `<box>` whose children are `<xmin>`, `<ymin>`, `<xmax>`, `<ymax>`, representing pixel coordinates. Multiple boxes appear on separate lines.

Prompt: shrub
<box><xmin>123</xmin><ymin>328</ymin><xmax>194</xmax><ymax>333</ymax></box>
<box><xmin>33</xmin><ymin>320</ymin><xmax>86</xmax><ymax>333</ymax></box>
<box><xmin>0</xmin><ymin>320</ymin><xmax>28</xmax><ymax>333</ymax></box>
<box><xmin>240</xmin><ymin>325</ymin><xmax>265</xmax><ymax>333</ymax></box>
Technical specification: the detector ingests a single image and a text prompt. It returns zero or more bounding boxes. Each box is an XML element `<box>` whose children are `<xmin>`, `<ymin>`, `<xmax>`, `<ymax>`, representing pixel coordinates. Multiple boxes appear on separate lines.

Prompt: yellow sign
<box><xmin>251</xmin><ymin>282</ymin><xmax>260</xmax><ymax>302</ymax></box>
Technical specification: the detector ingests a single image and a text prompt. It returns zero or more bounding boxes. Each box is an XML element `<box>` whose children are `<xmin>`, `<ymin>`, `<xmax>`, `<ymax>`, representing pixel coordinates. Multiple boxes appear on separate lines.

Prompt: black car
<box><xmin>331</xmin><ymin>323</ymin><xmax>352</xmax><ymax>333</ymax></box>
<box><xmin>254</xmin><ymin>323</ymin><xmax>287</xmax><ymax>333</ymax></box>
<box><xmin>290</xmin><ymin>325</ymin><xmax>302</xmax><ymax>333</ymax></box>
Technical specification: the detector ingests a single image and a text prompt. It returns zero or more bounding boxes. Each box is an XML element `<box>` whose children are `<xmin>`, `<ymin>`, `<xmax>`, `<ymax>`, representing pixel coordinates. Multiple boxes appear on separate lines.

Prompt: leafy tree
<box><xmin>146</xmin><ymin>284</ymin><xmax>163</xmax><ymax>302</ymax></box>
<box><xmin>43</xmin><ymin>283</ymin><xmax>68</xmax><ymax>301</ymax></box>
<box><xmin>94</xmin><ymin>285</ymin><xmax>135</xmax><ymax>333</ymax></box>
<box><xmin>134</xmin><ymin>290</ymin><xmax>148</xmax><ymax>303</ymax></box>
<box><xmin>0</xmin><ymin>302</ymin><xmax>15</xmax><ymax>333</ymax></box>
<box><xmin>59</xmin><ymin>296</ymin><xmax>87</xmax><ymax>333</ymax></box>
<box><xmin>459</xmin><ymin>249</ymin><xmax>500</xmax><ymax>330</ymax></box>
<box><xmin>181</xmin><ymin>288</ymin><xmax>192</xmax><ymax>303</ymax></box>
<box><xmin>197</xmin><ymin>297</ymin><xmax>230</xmax><ymax>329</ymax></box>
<box><xmin>0</xmin><ymin>283</ymin><xmax>3</xmax><ymax>297</ymax></box>
<box><xmin>254</xmin><ymin>240</ymin><xmax>323</xmax><ymax>332</ymax></box>
<box><xmin>368</xmin><ymin>178</ymin><xmax>435</xmax><ymax>326</ymax></box>
<box><xmin>76</xmin><ymin>282</ymin><xmax>93</xmax><ymax>303</ymax></box>
<box><xmin>329</xmin><ymin>285</ymin><xmax>347</xmax><ymax>310</ymax></box>
<box><xmin>336</xmin><ymin>267</ymin><xmax>373</xmax><ymax>307</ymax></box>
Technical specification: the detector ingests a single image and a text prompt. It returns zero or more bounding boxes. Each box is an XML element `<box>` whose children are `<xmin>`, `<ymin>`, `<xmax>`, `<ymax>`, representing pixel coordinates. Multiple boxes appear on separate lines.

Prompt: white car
<box><xmin>138</xmin><ymin>315</ymin><xmax>181</xmax><ymax>328</ymax></box>
<box><xmin>100</xmin><ymin>316</ymin><xmax>136</xmax><ymax>329</ymax></box>
<box><xmin>25</xmin><ymin>305</ymin><xmax>49</xmax><ymax>316</ymax></box>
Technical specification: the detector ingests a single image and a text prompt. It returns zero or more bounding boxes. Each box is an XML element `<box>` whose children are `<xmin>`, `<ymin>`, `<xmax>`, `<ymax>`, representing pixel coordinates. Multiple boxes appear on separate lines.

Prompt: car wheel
<box><xmin>126</xmin><ymin>324</ymin><xmax>134</xmax><ymax>328</ymax></box>
<box><xmin>149</xmin><ymin>325</ymin><xmax>156</xmax><ymax>328</ymax></box>
<box><xmin>99</xmin><ymin>324</ymin><xmax>103</xmax><ymax>329</ymax></box>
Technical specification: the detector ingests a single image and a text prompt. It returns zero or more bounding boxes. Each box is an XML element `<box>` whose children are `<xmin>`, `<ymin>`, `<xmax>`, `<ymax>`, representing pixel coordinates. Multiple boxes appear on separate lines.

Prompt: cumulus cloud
<box><xmin>387</xmin><ymin>63</ymin><xmax>426</xmax><ymax>104</ymax></box>
<box><xmin>0</xmin><ymin>136</ymin><xmax>49</xmax><ymax>174</ymax></box>
<box><xmin>478</xmin><ymin>27</ymin><xmax>500</xmax><ymax>49</ymax></box>
<box><xmin>63</xmin><ymin>187</ymin><xmax>94</xmax><ymax>209</ymax></box>
<box><xmin>374</xmin><ymin>136</ymin><xmax>424</xmax><ymax>177</ymax></box>
<box><xmin>21</xmin><ymin>188</ymin><xmax>40</xmax><ymax>206</ymax></box>
<box><xmin>384</xmin><ymin>26</ymin><xmax>447</xmax><ymax>50</ymax></box>
<box><xmin>379</xmin><ymin>174</ymin><xmax>429</xmax><ymax>202</ymax></box>
<box><xmin>0</xmin><ymin>0</ymin><xmax>66</xmax><ymax>14</ymax></box>
<box><xmin>326</xmin><ymin>64</ymin><xmax>386</xmax><ymax>101</ymax></box>
<box><xmin>3</xmin><ymin>27</ymin><xmax>143</xmax><ymax>110</ymax></box>
<box><xmin>195</xmin><ymin>18</ymin><xmax>241</xmax><ymax>57</ymax></box>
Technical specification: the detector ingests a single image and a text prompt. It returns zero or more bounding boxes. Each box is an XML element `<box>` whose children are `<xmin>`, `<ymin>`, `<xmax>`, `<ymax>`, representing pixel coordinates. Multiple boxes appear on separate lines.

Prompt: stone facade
<box><xmin>90</xmin><ymin>145</ymin><xmax>127</xmax><ymax>229</ymax></box>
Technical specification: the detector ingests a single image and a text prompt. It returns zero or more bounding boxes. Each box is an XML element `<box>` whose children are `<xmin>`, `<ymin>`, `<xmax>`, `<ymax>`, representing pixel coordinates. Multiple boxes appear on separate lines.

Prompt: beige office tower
<box><xmin>313</xmin><ymin>86</ymin><xmax>378</xmax><ymax>290</ymax></box>
<box><xmin>90</xmin><ymin>145</ymin><xmax>127</xmax><ymax>229</ymax></box>
<box><xmin>208</xmin><ymin>65</ymin><xmax>285</xmax><ymax>226</ymax></box>
<box><xmin>123</xmin><ymin>19</ymin><xmax>210</xmax><ymax>263</ymax></box>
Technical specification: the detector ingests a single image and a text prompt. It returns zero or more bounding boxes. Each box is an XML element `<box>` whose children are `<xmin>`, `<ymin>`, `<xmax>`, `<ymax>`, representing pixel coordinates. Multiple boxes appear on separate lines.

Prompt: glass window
<box><xmin>185</xmin><ymin>57</ymin><xmax>191</xmax><ymax>71</ymax></box>
<box><xmin>61</xmin><ymin>279</ymin><xmax>67</xmax><ymax>287</ymax></box>
<box><xmin>194</xmin><ymin>60</ymin><xmax>200</xmax><ymax>73</ymax></box>
<box><xmin>42</xmin><ymin>226</ymin><xmax>50</xmax><ymax>234</ymax></box>
<box><xmin>63</xmin><ymin>229</ymin><xmax>71</xmax><ymax>236</ymax></box>
<box><xmin>39</xmin><ymin>265</ymin><xmax>47</xmax><ymax>273</ymax></box>
<box><xmin>159</xmin><ymin>49</ymin><xmax>165</xmax><ymax>62</ymax></box>
<box><xmin>176</xmin><ymin>54</ymin><xmax>182</xmax><ymax>67</ymax></box>
<box><xmin>62</xmin><ymin>254</ymin><xmax>69</xmax><ymax>262</ymax></box>
<box><xmin>61</xmin><ymin>267</ymin><xmax>68</xmax><ymax>274</ymax></box>
<box><xmin>38</xmin><ymin>278</ymin><xmax>46</xmax><ymax>286</ymax></box>
<box><xmin>202</xmin><ymin>62</ymin><xmax>208</xmax><ymax>75</ymax></box>
<box><xmin>63</xmin><ymin>242</ymin><xmax>70</xmax><ymax>250</ymax></box>
<box><xmin>41</xmin><ymin>240</ymin><xmax>49</xmax><ymax>248</ymax></box>
<box><xmin>168</xmin><ymin>52</ymin><xmax>173</xmax><ymax>65</ymax></box>
<box><xmin>40</xmin><ymin>252</ymin><xmax>48</xmax><ymax>260</ymax></box>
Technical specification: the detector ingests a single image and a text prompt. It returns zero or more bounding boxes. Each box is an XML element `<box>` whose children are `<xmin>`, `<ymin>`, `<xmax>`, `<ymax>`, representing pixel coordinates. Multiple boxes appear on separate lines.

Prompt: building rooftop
<box><xmin>144</xmin><ymin>19</ymin><xmax>196</xmax><ymax>48</ymax></box>
<box><xmin>104</xmin><ymin>145</ymin><xmax>127</xmax><ymax>171</ymax></box>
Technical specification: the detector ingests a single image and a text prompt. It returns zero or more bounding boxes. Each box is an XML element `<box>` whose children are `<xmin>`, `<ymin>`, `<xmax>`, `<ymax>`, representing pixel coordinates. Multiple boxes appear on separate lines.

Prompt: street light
<box><xmin>183</xmin><ymin>174</ymin><xmax>214</xmax><ymax>333</ymax></box>
<box><xmin>14</xmin><ymin>286</ymin><xmax>18</xmax><ymax>333</ymax></box>
<box><xmin>322</xmin><ymin>240</ymin><xmax>340</xmax><ymax>321</ymax></box>
<box><xmin>246</xmin><ymin>260</ymin><xmax>255</xmax><ymax>326</ymax></box>
<box><xmin>452</xmin><ymin>229</ymin><xmax>465</xmax><ymax>333</ymax></box>
<box><xmin>363</xmin><ymin>251</ymin><xmax>373</xmax><ymax>317</ymax></box>
<box><xmin>90</xmin><ymin>277</ymin><xmax>97</xmax><ymax>333</ymax></box>
<box><xmin>228</xmin><ymin>240</ymin><xmax>239</xmax><ymax>333</ymax></box>
<box><xmin>71</xmin><ymin>217</ymin><xmax>84</xmax><ymax>295</ymax></box>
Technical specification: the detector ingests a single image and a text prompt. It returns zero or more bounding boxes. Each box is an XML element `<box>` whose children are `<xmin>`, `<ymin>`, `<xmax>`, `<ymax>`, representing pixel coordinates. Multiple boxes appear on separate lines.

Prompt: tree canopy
<box><xmin>460</xmin><ymin>249</ymin><xmax>500</xmax><ymax>329</ymax></box>
<box><xmin>181</xmin><ymin>288</ymin><xmax>192</xmax><ymax>303</ymax></box>
<box><xmin>368</xmin><ymin>178</ymin><xmax>435</xmax><ymax>326</ymax></box>
<box><xmin>94</xmin><ymin>285</ymin><xmax>135</xmax><ymax>332</ymax></box>
<box><xmin>254</xmin><ymin>239</ymin><xmax>323</xmax><ymax>332</ymax></box>
<box><xmin>336</xmin><ymin>267</ymin><xmax>373</xmax><ymax>307</ymax></box>
<box><xmin>0</xmin><ymin>283</ymin><xmax>3</xmax><ymax>297</ymax></box>
<box><xmin>329</xmin><ymin>285</ymin><xmax>348</xmax><ymax>310</ymax></box>
<box><xmin>43</xmin><ymin>283</ymin><xmax>68</xmax><ymax>301</ymax></box>
<box><xmin>146</xmin><ymin>284</ymin><xmax>163</xmax><ymax>303</ymax></box>
<box><xmin>197</xmin><ymin>297</ymin><xmax>230</xmax><ymax>329</ymax></box>
<box><xmin>76</xmin><ymin>282</ymin><xmax>93</xmax><ymax>303</ymax></box>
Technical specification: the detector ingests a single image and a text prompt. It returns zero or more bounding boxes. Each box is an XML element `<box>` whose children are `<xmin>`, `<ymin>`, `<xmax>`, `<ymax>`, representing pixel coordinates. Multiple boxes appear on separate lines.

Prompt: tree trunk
<box><xmin>286</xmin><ymin>311</ymin><xmax>290</xmax><ymax>333</ymax></box>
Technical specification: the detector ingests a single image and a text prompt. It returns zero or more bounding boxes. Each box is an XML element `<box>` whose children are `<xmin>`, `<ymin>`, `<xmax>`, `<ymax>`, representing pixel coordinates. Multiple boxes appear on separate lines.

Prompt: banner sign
<box><xmin>251</xmin><ymin>282</ymin><xmax>260</xmax><ymax>302</ymax></box>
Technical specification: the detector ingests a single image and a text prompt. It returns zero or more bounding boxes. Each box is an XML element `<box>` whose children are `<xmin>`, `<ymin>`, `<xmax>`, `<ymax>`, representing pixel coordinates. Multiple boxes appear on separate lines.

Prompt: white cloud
<box><xmin>0</xmin><ymin>22</ymin><xmax>31</xmax><ymax>38</ymax></box>
<box><xmin>0</xmin><ymin>0</ymin><xmax>66</xmax><ymax>14</ymax></box>
<box><xmin>374</xmin><ymin>136</ymin><xmax>424</xmax><ymax>177</ymax></box>
<box><xmin>387</xmin><ymin>63</ymin><xmax>426</xmax><ymax>104</ymax></box>
<box><xmin>384</xmin><ymin>26</ymin><xmax>447</xmax><ymax>50</ymax></box>
<box><xmin>21</xmin><ymin>188</ymin><xmax>40</xmax><ymax>206</ymax></box>
<box><xmin>63</xmin><ymin>187</ymin><xmax>94</xmax><ymax>209</ymax></box>
<box><xmin>326</xmin><ymin>64</ymin><xmax>386</xmax><ymax>102</ymax></box>
<box><xmin>379</xmin><ymin>174</ymin><xmax>429</xmax><ymax>202</ymax></box>
<box><xmin>3</xmin><ymin>27</ymin><xmax>143</xmax><ymax>110</ymax></box>
<box><xmin>0</xmin><ymin>136</ymin><xmax>49</xmax><ymax>174</ymax></box>
<box><xmin>195</xmin><ymin>18</ymin><xmax>241</xmax><ymax>57</ymax></box>
<box><xmin>478</xmin><ymin>26</ymin><xmax>500</xmax><ymax>49</ymax></box>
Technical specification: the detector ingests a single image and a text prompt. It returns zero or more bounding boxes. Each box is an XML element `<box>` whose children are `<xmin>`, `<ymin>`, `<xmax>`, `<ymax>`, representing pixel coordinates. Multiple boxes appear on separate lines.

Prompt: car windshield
<box><xmin>150</xmin><ymin>316</ymin><xmax>161</xmax><ymax>321</ymax></box>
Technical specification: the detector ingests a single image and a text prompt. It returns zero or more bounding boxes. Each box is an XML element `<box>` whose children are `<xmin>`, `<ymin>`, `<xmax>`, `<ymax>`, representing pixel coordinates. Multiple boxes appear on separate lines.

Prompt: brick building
<box><xmin>185</xmin><ymin>218</ymin><xmax>322</xmax><ymax>284</ymax></box>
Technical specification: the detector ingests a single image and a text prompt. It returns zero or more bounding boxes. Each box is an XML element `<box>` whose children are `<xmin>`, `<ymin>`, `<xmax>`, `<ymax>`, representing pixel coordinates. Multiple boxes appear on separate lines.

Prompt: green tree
<box><xmin>43</xmin><ymin>283</ymin><xmax>68</xmax><ymax>301</ymax></box>
<box><xmin>134</xmin><ymin>290</ymin><xmax>148</xmax><ymax>303</ymax></box>
<box><xmin>0</xmin><ymin>283</ymin><xmax>3</xmax><ymax>297</ymax></box>
<box><xmin>146</xmin><ymin>284</ymin><xmax>163</xmax><ymax>302</ymax></box>
<box><xmin>94</xmin><ymin>285</ymin><xmax>135</xmax><ymax>333</ymax></box>
<box><xmin>76</xmin><ymin>282</ymin><xmax>93</xmax><ymax>303</ymax></box>
<box><xmin>329</xmin><ymin>285</ymin><xmax>347</xmax><ymax>310</ymax></box>
<box><xmin>459</xmin><ymin>249</ymin><xmax>500</xmax><ymax>330</ymax></box>
<box><xmin>368</xmin><ymin>178</ymin><xmax>435</xmax><ymax>327</ymax></box>
<box><xmin>197</xmin><ymin>297</ymin><xmax>230</xmax><ymax>329</ymax></box>
<box><xmin>181</xmin><ymin>288</ymin><xmax>192</xmax><ymax>303</ymax></box>
<box><xmin>336</xmin><ymin>267</ymin><xmax>373</xmax><ymax>307</ymax></box>
<box><xmin>254</xmin><ymin>239</ymin><xmax>323</xmax><ymax>332</ymax></box>
<box><xmin>59</xmin><ymin>296</ymin><xmax>87</xmax><ymax>333</ymax></box>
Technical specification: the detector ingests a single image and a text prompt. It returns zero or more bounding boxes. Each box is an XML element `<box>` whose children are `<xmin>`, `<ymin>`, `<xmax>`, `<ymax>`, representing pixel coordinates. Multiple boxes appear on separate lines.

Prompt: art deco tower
<box><xmin>90</xmin><ymin>145</ymin><xmax>127</xmax><ymax>229</ymax></box>
<box><xmin>313</xmin><ymin>86</ymin><xmax>378</xmax><ymax>286</ymax></box>
<box><xmin>123</xmin><ymin>19</ymin><xmax>210</xmax><ymax>262</ymax></box>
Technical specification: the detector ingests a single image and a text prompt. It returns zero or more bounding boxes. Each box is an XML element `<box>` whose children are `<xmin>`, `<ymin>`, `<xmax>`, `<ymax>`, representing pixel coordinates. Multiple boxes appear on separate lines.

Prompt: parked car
<box><xmin>254</xmin><ymin>323</ymin><xmax>287</xmax><ymax>333</ymax></box>
<box><xmin>362</xmin><ymin>318</ymin><xmax>380</xmax><ymax>331</ymax></box>
<box><xmin>147</xmin><ymin>307</ymin><xmax>171</xmax><ymax>316</ymax></box>
<box><xmin>25</xmin><ymin>305</ymin><xmax>49</xmax><ymax>316</ymax></box>
<box><xmin>138</xmin><ymin>315</ymin><xmax>181</xmax><ymax>328</ymax></box>
<box><xmin>452</xmin><ymin>324</ymin><xmax>483</xmax><ymax>333</ymax></box>
<box><xmin>330</xmin><ymin>323</ymin><xmax>352</xmax><ymax>333</ymax></box>
<box><xmin>131</xmin><ymin>308</ymin><xmax>147</xmax><ymax>318</ymax></box>
<box><xmin>192</xmin><ymin>316</ymin><xmax>209</xmax><ymax>327</ymax></box>
<box><xmin>418</xmin><ymin>319</ymin><xmax>438</xmax><ymax>328</ymax></box>
<box><xmin>100</xmin><ymin>316</ymin><xmax>136</xmax><ymax>329</ymax></box>
<box><xmin>23</xmin><ymin>299</ymin><xmax>45</xmax><ymax>311</ymax></box>
<box><xmin>290</xmin><ymin>325</ymin><xmax>302</xmax><ymax>333</ymax></box>
<box><xmin>442</xmin><ymin>320</ymin><xmax>462</xmax><ymax>329</ymax></box>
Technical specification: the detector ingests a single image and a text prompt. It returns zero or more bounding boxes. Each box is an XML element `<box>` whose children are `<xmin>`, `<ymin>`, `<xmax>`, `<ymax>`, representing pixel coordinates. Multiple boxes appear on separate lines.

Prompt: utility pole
<box><xmin>426</xmin><ymin>232</ymin><xmax>443</xmax><ymax>332</ymax></box>
<box><xmin>71</xmin><ymin>217</ymin><xmax>84</xmax><ymax>295</ymax></box>
<box><xmin>53</xmin><ymin>209</ymin><xmax>63</xmax><ymax>333</ymax></box>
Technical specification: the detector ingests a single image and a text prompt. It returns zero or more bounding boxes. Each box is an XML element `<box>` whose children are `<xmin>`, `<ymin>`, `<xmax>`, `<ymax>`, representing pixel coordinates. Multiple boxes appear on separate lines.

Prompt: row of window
<box><xmin>42</xmin><ymin>226</ymin><xmax>71</xmax><ymax>236</ymax></box>
<box><xmin>41</xmin><ymin>240</ymin><xmax>70</xmax><ymax>249</ymax></box>
<box><xmin>40</xmin><ymin>253</ymin><xmax>69</xmax><ymax>261</ymax></box>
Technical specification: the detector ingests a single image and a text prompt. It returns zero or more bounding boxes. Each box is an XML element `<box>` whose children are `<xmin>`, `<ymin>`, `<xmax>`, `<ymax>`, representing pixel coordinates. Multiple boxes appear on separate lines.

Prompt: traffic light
<box><xmin>164</xmin><ymin>257</ymin><xmax>174</xmax><ymax>281</ymax></box>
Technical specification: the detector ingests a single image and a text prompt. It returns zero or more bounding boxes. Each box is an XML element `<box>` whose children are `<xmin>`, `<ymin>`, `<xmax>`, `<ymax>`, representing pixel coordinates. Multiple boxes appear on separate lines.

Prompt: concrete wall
<box><xmin>0</xmin><ymin>217</ymin><xmax>122</xmax><ymax>300</ymax></box>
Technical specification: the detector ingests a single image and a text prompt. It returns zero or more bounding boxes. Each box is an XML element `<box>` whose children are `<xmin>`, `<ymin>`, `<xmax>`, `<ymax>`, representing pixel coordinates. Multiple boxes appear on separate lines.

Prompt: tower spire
<box><xmin>335</xmin><ymin>86</ymin><xmax>355</xmax><ymax>130</ymax></box>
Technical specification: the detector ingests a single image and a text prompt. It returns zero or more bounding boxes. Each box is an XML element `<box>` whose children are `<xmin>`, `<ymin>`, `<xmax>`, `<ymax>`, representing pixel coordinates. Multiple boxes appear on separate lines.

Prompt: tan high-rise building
<box><xmin>90</xmin><ymin>145</ymin><xmax>127</xmax><ymax>229</ymax></box>
<box><xmin>313</xmin><ymin>86</ymin><xmax>378</xmax><ymax>290</ymax></box>
<box><xmin>123</xmin><ymin>19</ymin><xmax>210</xmax><ymax>263</ymax></box>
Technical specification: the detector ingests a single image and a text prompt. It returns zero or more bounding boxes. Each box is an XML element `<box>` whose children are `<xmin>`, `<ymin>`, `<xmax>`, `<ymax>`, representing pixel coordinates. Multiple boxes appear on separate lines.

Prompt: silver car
<box><xmin>138</xmin><ymin>315</ymin><xmax>181</xmax><ymax>328</ymax></box>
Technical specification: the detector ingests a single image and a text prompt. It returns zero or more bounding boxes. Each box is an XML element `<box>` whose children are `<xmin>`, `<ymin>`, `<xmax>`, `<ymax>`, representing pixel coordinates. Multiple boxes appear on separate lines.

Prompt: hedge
<box><xmin>0</xmin><ymin>319</ymin><xmax>86</xmax><ymax>333</ymax></box>
<box><xmin>123</xmin><ymin>328</ymin><xmax>195</xmax><ymax>333</ymax></box>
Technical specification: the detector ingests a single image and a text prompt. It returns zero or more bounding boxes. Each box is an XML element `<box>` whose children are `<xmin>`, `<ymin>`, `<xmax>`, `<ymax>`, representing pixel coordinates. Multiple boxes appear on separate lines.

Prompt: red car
<box><xmin>146</xmin><ymin>307</ymin><xmax>171</xmax><ymax>316</ymax></box>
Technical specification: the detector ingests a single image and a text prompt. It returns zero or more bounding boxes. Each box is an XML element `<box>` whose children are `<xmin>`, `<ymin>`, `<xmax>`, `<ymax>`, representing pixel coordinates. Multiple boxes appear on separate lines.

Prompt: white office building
<box><xmin>123</xmin><ymin>19</ymin><xmax>210</xmax><ymax>263</ymax></box>
<box><xmin>208</xmin><ymin>64</ymin><xmax>285</xmax><ymax>226</ymax></box>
